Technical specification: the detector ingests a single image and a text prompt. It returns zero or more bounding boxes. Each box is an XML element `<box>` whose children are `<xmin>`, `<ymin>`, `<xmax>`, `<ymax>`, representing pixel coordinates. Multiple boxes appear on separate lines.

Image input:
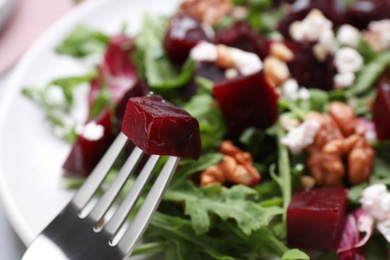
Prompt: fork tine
<box><xmin>73</xmin><ymin>132</ymin><xmax>128</xmax><ymax>209</ymax></box>
<box><xmin>88</xmin><ymin>146</ymin><xmax>144</xmax><ymax>222</ymax></box>
<box><xmin>117</xmin><ymin>156</ymin><xmax>180</xmax><ymax>256</ymax></box>
<box><xmin>104</xmin><ymin>154</ymin><xmax>160</xmax><ymax>235</ymax></box>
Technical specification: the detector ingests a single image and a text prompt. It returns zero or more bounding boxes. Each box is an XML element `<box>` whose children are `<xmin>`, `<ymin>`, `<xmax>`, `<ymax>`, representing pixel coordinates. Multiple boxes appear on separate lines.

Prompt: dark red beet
<box><xmin>286</xmin><ymin>41</ymin><xmax>336</xmax><ymax>90</ymax></box>
<box><xmin>346</xmin><ymin>0</ymin><xmax>390</xmax><ymax>30</ymax></box>
<box><xmin>63</xmin><ymin>34</ymin><xmax>146</xmax><ymax>177</ymax></box>
<box><xmin>212</xmin><ymin>72</ymin><xmax>279</xmax><ymax>136</ymax></box>
<box><xmin>122</xmin><ymin>95</ymin><xmax>201</xmax><ymax>160</ymax></box>
<box><xmin>164</xmin><ymin>13</ymin><xmax>214</xmax><ymax>64</ymax></box>
<box><xmin>277</xmin><ymin>0</ymin><xmax>346</xmax><ymax>39</ymax></box>
<box><xmin>63</xmin><ymin>109</ymin><xmax>115</xmax><ymax>177</ymax></box>
<box><xmin>287</xmin><ymin>188</ymin><xmax>348</xmax><ymax>250</ymax></box>
<box><xmin>216</xmin><ymin>21</ymin><xmax>268</xmax><ymax>60</ymax></box>
<box><xmin>373</xmin><ymin>82</ymin><xmax>390</xmax><ymax>140</ymax></box>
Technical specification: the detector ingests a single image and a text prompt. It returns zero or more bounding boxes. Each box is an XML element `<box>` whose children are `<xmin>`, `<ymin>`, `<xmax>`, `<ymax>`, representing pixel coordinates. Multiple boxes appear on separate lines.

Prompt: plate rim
<box><xmin>0</xmin><ymin>0</ymin><xmax>117</xmax><ymax>245</ymax></box>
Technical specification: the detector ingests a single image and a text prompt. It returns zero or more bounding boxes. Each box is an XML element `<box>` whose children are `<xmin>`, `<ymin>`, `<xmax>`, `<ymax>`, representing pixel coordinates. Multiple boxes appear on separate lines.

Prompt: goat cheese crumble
<box><xmin>81</xmin><ymin>121</ymin><xmax>105</xmax><ymax>141</ymax></box>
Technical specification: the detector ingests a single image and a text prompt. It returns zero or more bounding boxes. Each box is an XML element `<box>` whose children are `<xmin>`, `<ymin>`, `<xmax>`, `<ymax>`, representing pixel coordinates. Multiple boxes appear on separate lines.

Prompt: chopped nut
<box><xmin>216</xmin><ymin>44</ymin><xmax>235</xmax><ymax>69</ymax></box>
<box><xmin>301</xmin><ymin>175</ymin><xmax>316</xmax><ymax>189</ymax></box>
<box><xmin>181</xmin><ymin>0</ymin><xmax>233</xmax><ymax>25</ymax></box>
<box><xmin>200</xmin><ymin>140</ymin><xmax>261</xmax><ymax>186</ymax></box>
<box><xmin>305</xmin><ymin>102</ymin><xmax>375</xmax><ymax>187</ymax></box>
<box><xmin>270</xmin><ymin>42</ymin><xmax>294</xmax><ymax>62</ymax></box>
<box><xmin>313</xmin><ymin>43</ymin><xmax>328</xmax><ymax>62</ymax></box>
<box><xmin>263</xmin><ymin>56</ymin><xmax>290</xmax><ymax>86</ymax></box>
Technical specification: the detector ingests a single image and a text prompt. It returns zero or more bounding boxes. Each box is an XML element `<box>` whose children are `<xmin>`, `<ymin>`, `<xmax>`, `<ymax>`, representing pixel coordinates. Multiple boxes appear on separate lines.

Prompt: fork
<box><xmin>22</xmin><ymin>132</ymin><xmax>180</xmax><ymax>260</ymax></box>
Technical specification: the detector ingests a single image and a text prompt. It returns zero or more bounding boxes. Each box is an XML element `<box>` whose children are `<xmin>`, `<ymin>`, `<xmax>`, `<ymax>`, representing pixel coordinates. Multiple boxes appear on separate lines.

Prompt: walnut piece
<box><xmin>305</xmin><ymin>102</ymin><xmax>375</xmax><ymax>187</ymax></box>
<box><xmin>200</xmin><ymin>141</ymin><xmax>261</xmax><ymax>186</ymax></box>
<box><xmin>181</xmin><ymin>0</ymin><xmax>233</xmax><ymax>25</ymax></box>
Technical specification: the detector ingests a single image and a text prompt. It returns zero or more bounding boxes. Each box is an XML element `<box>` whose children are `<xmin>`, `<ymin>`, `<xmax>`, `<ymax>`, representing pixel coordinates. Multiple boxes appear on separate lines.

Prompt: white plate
<box><xmin>0</xmin><ymin>0</ymin><xmax>179</xmax><ymax>246</ymax></box>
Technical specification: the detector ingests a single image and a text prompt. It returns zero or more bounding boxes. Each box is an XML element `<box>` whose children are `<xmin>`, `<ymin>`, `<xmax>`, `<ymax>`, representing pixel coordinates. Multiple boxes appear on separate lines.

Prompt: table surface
<box><xmin>0</xmin><ymin>72</ymin><xmax>27</xmax><ymax>259</ymax></box>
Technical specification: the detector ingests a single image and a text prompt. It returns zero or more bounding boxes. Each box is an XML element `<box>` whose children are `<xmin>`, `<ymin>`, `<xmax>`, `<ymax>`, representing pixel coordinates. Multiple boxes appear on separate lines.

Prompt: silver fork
<box><xmin>22</xmin><ymin>132</ymin><xmax>180</xmax><ymax>260</ymax></box>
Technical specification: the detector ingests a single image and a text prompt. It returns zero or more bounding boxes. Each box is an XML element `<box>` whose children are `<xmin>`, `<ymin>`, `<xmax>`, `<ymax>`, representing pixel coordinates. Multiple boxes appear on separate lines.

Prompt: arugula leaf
<box><xmin>56</xmin><ymin>25</ymin><xmax>109</xmax><ymax>57</ymax></box>
<box><xmin>184</xmin><ymin>93</ymin><xmax>227</xmax><ymax>151</ymax></box>
<box><xmin>347</xmin><ymin>51</ymin><xmax>390</xmax><ymax>97</ymax></box>
<box><xmin>135</xmin><ymin>15</ymin><xmax>195</xmax><ymax>89</ymax></box>
<box><xmin>281</xmin><ymin>249</ymin><xmax>310</xmax><ymax>260</ymax></box>
<box><xmin>164</xmin><ymin>181</ymin><xmax>275</xmax><ymax>236</ymax></box>
<box><xmin>309</xmin><ymin>88</ymin><xmax>329</xmax><ymax>112</ymax></box>
<box><xmin>22</xmin><ymin>73</ymin><xmax>96</xmax><ymax>142</ymax></box>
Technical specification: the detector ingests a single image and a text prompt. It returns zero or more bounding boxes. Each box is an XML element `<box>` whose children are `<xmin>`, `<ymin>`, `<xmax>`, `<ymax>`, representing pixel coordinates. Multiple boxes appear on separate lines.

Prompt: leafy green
<box><xmin>281</xmin><ymin>249</ymin><xmax>310</xmax><ymax>260</ymax></box>
<box><xmin>56</xmin><ymin>25</ymin><xmax>109</xmax><ymax>57</ymax></box>
<box><xmin>184</xmin><ymin>93</ymin><xmax>227</xmax><ymax>151</ymax></box>
<box><xmin>22</xmin><ymin>72</ymin><xmax>96</xmax><ymax>142</ymax></box>
<box><xmin>164</xmin><ymin>181</ymin><xmax>279</xmax><ymax>236</ymax></box>
<box><xmin>347</xmin><ymin>51</ymin><xmax>390</xmax><ymax>96</ymax></box>
<box><xmin>134</xmin><ymin>15</ymin><xmax>195</xmax><ymax>89</ymax></box>
<box><xmin>309</xmin><ymin>88</ymin><xmax>329</xmax><ymax>112</ymax></box>
<box><xmin>89</xmin><ymin>83</ymin><xmax>113</xmax><ymax>119</ymax></box>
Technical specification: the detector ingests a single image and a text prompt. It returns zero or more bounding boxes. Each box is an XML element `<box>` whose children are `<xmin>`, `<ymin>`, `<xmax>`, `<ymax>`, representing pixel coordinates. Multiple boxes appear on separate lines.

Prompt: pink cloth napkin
<box><xmin>0</xmin><ymin>0</ymin><xmax>74</xmax><ymax>75</ymax></box>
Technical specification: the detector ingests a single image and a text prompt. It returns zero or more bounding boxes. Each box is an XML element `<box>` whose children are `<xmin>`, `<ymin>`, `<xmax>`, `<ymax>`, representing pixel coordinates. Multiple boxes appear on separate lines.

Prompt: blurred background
<box><xmin>0</xmin><ymin>0</ymin><xmax>77</xmax><ymax>258</ymax></box>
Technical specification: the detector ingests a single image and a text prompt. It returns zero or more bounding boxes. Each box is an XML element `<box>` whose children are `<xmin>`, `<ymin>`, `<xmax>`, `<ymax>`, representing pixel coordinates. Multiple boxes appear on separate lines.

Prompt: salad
<box><xmin>23</xmin><ymin>0</ymin><xmax>390</xmax><ymax>259</ymax></box>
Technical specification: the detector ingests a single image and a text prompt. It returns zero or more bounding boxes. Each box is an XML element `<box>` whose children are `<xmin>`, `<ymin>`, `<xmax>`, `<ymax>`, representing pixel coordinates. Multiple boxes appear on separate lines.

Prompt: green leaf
<box><xmin>347</xmin><ymin>51</ymin><xmax>390</xmax><ymax>97</ymax></box>
<box><xmin>184</xmin><ymin>93</ymin><xmax>227</xmax><ymax>151</ymax></box>
<box><xmin>165</xmin><ymin>181</ymin><xmax>270</xmax><ymax>236</ymax></box>
<box><xmin>135</xmin><ymin>15</ymin><xmax>195</xmax><ymax>89</ymax></box>
<box><xmin>309</xmin><ymin>88</ymin><xmax>329</xmax><ymax>112</ymax></box>
<box><xmin>281</xmin><ymin>249</ymin><xmax>310</xmax><ymax>260</ymax></box>
<box><xmin>56</xmin><ymin>25</ymin><xmax>109</xmax><ymax>57</ymax></box>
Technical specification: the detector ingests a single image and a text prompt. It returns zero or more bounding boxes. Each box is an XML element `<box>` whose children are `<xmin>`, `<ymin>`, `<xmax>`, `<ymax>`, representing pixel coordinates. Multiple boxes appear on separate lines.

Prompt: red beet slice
<box><xmin>212</xmin><ymin>72</ymin><xmax>279</xmax><ymax>136</ymax></box>
<box><xmin>287</xmin><ymin>188</ymin><xmax>348</xmax><ymax>250</ymax></box>
<box><xmin>216</xmin><ymin>21</ymin><xmax>268</xmax><ymax>60</ymax></box>
<box><xmin>163</xmin><ymin>13</ymin><xmax>214</xmax><ymax>64</ymax></box>
<box><xmin>63</xmin><ymin>108</ymin><xmax>115</xmax><ymax>177</ymax></box>
<box><xmin>373</xmin><ymin>82</ymin><xmax>390</xmax><ymax>140</ymax></box>
<box><xmin>122</xmin><ymin>95</ymin><xmax>201</xmax><ymax>160</ymax></box>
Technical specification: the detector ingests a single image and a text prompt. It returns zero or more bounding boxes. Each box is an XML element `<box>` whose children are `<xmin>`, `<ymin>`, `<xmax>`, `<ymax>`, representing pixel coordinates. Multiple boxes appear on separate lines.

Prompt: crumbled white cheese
<box><xmin>334</xmin><ymin>47</ymin><xmax>363</xmax><ymax>73</ymax></box>
<box><xmin>318</xmin><ymin>29</ymin><xmax>338</xmax><ymax>54</ymax></box>
<box><xmin>225</xmin><ymin>68</ymin><xmax>239</xmax><ymax>79</ymax></box>
<box><xmin>368</xmin><ymin>19</ymin><xmax>390</xmax><ymax>50</ymax></box>
<box><xmin>190</xmin><ymin>42</ymin><xmax>263</xmax><ymax>75</ymax></box>
<box><xmin>361</xmin><ymin>184</ymin><xmax>390</xmax><ymax>222</ymax></box>
<box><xmin>190</xmin><ymin>41</ymin><xmax>218</xmax><ymax>62</ymax></box>
<box><xmin>337</xmin><ymin>24</ymin><xmax>361</xmax><ymax>47</ymax></box>
<box><xmin>46</xmin><ymin>86</ymin><xmax>66</xmax><ymax>106</ymax></box>
<box><xmin>289</xmin><ymin>9</ymin><xmax>333</xmax><ymax>42</ymax></box>
<box><xmin>281</xmin><ymin>119</ymin><xmax>321</xmax><ymax>155</ymax></box>
<box><xmin>298</xmin><ymin>87</ymin><xmax>310</xmax><ymax>100</ymax></box>
<box><xmin>282</xmin><ymin>79</ymin><xmax>299</xmax><ymax>101</ymax></box>
<box><xmin>201</xmin><ymin>23</ymin><xmax>216</xmax><ymax>40</ymax></box>
<box><xmin>230</xmin><ymin>48</ymin><xmax>263</xmax><ymax>75</ymax></box>
<box><xmin>281</xmin><ymin>79</ymin><xmax>310</xmax><ymax>101</ymax></box>
<box><xmin>377</xmin><ymin>219</ymin><xmax>390</xmax><ymax>243</ymax></box>
<box><xmin>81</xmin><ymin>121</ymin><xmax>105</xmax><ymax>141</ymax></box>
<box><xmin>334</xmin><ymin>72</ymin><xmax>355</xmax><ymax>88</ymax></box>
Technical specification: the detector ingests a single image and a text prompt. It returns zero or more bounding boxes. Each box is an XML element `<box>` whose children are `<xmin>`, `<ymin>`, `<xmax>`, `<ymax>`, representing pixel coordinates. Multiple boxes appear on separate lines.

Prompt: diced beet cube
<box><xmin>164</xmin><ymin>13</ymin><xmax>214</xmax><ymax>64</ymax></box>
<box><xmin>285</xmin><ymin>41</ymin><xmax>336</xmax><ymax>91</ymax></box>
<box><xmin>216</xmin><ymin>21</ymin><xmax>268</xmax><ymax>60</ymax></box>
<box><xmin>63</xmin><ymin>108</ymin><xmax>115</xmax><ymax>177</ymax></box>
<box><xmin>373</xmin><ymin>82</ymin><xmax>390</xmax><ymax>140</ymax></box>
<box><xmin>287</xmin><ymin>188</ymin><xmax>348</xmax><ymax>250</ymax></box>
<box><xmin>212</xmin><ymin>72</ymin><xmax>279</xmax><ymax>136</ymax></box>
<box><xmin>122</xmin><ymin>95</ymin><xmax>201</xmax><ymax>160</ymax></box>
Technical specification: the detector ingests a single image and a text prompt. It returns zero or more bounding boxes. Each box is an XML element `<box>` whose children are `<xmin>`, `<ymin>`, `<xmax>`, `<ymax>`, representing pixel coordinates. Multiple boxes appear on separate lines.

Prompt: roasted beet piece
<box><xmin>63</xmin><ymin>35</ymin><xmax>146</xmax><ymax>177</ymax></box>
<box><xmin>287</xmin><ymin>187</ymin><xmax>348</xmax><ymax>250</ymax></box>
<box><xmin>122</xmin><ymin>95</ymin><xmax>201</xmax><ymax>160</ymax></box>
<box><xmin>212</xmin><ymin>72</ymin><xmax>279</xmax><ymax>136</ymax></box>
<box><xmin>277</xmin><ymin>0</ymin><xmax>346</xmax><ymax>39</ymax></box>
<box><xmin>63</xmin><ymin>109</ymin><xmax>115</xmax><ymax>177</ymax></box>
<box><xmin>286</xmin><ymin>41</ymin><xmax>336</xmax><ymax>90</ymax></box>
<box><xmin>373</xmin><ymin>82</ymin><xmax>390</xmax><ymax>140</ymax></box>
<box><xmin>346</xmin><ymin>0</ymin><xmax>390</xmax><ymax>29</ymax></box>
<box><xmin>216</xmin><ymin>21</ymin><xmax>268</xmax><ymax>60</ymax></box>
<box><xmin>164</xmin><ymin>13</ymin><xmax>214</xmax><ymax>64</ymax></box>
